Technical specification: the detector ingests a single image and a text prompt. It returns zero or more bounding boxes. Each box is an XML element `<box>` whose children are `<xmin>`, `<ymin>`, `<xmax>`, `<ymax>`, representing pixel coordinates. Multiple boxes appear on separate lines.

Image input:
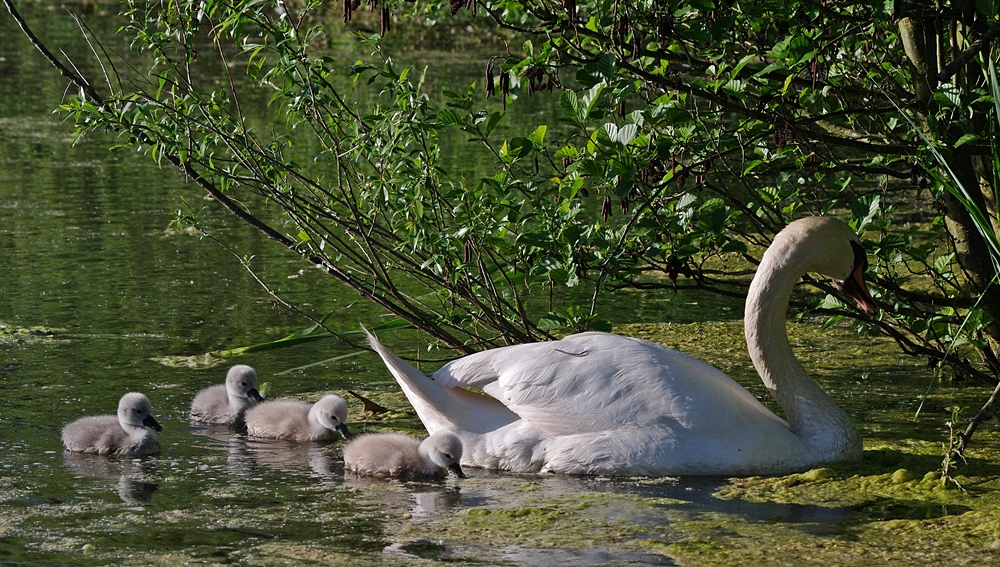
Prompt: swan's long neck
<box><xmin>744</xmin><ymin>238</ymin><xmax>860</xmax><ymax>460</ymax></box>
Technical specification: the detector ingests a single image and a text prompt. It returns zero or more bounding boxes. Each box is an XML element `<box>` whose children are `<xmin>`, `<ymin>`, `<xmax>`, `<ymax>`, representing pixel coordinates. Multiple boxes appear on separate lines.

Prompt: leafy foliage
<box><xmin>13</xmin><ymin>0</ymin><xmax>1000</xmax><ymax>386</ymax></box>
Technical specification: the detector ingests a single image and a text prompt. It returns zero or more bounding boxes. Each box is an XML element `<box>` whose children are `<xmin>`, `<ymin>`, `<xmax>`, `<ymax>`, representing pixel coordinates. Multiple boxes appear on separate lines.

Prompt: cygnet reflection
<box><xmin>244</xmin><ymin>437</ymin><xmax>340</xmax><ymax>480</ymax></box>
<box><xmin>62</xmin><ymin>452</ymin><xmax>159</xmax><ymax>505</ymax></box>
<box><xmin>343</xmin><ymin>475</ymin><xmax>467</xmax><ymax>516</ymax></box>
<box><xmin>188</xmin><ymin>423</ymin><xmax>258</xmax><ymax>478</ymax></box>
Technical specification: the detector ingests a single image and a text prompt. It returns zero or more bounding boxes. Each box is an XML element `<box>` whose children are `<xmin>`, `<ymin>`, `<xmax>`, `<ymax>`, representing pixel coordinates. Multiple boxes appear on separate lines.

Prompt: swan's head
<box><xmin>774</xmin><ymin>217</ymin><xmax>878</xmax><ymax>315</ymax></box>
<box><xmin>118</xmin><ymin>392</ymin><xmax>162</xmax><ymax>432</ymax></box>
<box><xmin>225</xmin><ymin>365</ymin><xmax>265</xmax><ymax>403</ymax></box>
<box><xmin>421</xmin><ymin>431</ymin><xmax>466</xmax><ymax>478</ymax></box>
<box><xmin>309</xmin><ymin>395</ymin><xmax>351</xmax><ymax>438</ymax></box>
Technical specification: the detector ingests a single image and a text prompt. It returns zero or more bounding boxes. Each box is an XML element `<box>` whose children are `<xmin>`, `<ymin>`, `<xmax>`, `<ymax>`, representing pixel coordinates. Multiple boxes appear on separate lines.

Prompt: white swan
<box><xmin>244</xmin><ymin>395</ymin><xmax>351</xmax><ymax>441</ymax></box>
<box><xmin>62</xmin><ymin>392</ymin><xmax>162</xmax><ymax>455</ymax></box>
<box><xmin>365</xmin><ymin>217</ymin><xmax>879</xmax><ymax>476</ymax></box>
<box><xmin>189</xmin><ymin>364</ymin><xmax>265</xmax><ymax>424</ymax></box>
<box><xmin>343</xmin><ymin>431</ymin><xmax>466</xmax><ymax>479</ymax></box>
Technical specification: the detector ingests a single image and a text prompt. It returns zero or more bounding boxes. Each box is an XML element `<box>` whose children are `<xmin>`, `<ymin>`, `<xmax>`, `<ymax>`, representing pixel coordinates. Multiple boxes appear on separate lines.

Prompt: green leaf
<box><xmin>616</xmin><ymin>124</ymin><xmax>638</xmax><ymax>146</ymax></box>
<box><xmin>509</xmin><ymin>136</ymin><xmax>534</xmax><ymax>158</ymax></box>
<box><xmin>560</xmin><ymin>90</ymin><xmax>580</xmax><ymax>121</ymax></box>
<box><xmin>437</xmin><ymin>108</ymin><xmax>464</xmax><ymax>125</ymax></box>
<box><xmin>954</xmin><ymin>133</ymin><xmax>981</xmax><ymax>148</ymax></box>
<box><xmin>527</xmin><ymin>125</ymin><xmax>547</xmax><ymax>148</ymax></box>
<box><xmin>484</xmin><ymin>111</ymin><xmax>505</xmax><ymax>137</ymax></box>
<box><xmin>933</xmin><ymin>84</ymin><xmax>961</xmax><ymax>107</ymax></box>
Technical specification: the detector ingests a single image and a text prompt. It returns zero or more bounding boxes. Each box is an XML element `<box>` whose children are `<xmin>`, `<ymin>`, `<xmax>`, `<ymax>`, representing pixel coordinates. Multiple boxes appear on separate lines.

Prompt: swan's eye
<box><xmin>444</xmin><ymin>453</ymin><xmax>452</xmax><ymax>459</ymax></box>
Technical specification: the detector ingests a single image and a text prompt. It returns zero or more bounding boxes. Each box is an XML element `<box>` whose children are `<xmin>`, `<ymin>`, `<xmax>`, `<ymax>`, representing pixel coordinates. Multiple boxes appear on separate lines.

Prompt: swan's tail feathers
<box><xmin>363</xmin><ymin>329</ymin><xmax>520</xmax><ymax>435</ymax></box>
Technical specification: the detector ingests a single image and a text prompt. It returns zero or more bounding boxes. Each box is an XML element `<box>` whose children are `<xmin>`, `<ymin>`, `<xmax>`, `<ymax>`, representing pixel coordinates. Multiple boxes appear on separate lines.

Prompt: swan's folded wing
<box><xmin>433</xmin><ymin>333</ymin><xmax>685</xmax><ymax>436</ymax></box>
<box><xmin>439</xmin><ymin>332</ymin><xmax>767</xmax><ymax>438</ymax></box>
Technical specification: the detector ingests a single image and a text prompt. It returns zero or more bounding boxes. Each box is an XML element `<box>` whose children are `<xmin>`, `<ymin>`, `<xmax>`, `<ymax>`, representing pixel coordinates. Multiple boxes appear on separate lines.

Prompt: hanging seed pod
<box><xmin>695</xmin><ymin>174</ymin><xmax>705</xmax><ymax>190</ymax></box>
<box><xmin>811</xmin><ymin>57</ymin><xmax>819</xmax><ymax>89</ymax></box>
<box><xmin>343</xmin><ymin>0</ymin><xmax>351</xmax><ymax>22</ymax></box>
<box><xmin>450</xmin><ymin>0</ymin><xmax>463</xmax><ymax>14</ymax></box>
<box><xmin>485</xmin><ymin>57</ymin><xmax>496</xmax><ymax>98</ymax></box>
<box><xmin>601</xmin><ymin>196</ymin><xmax>612</xmax><ymax>221</ymax></box>
<box><xmin>676</xmin><ymin>171</ymin><xmax>687</xmax><ymax>188</ymax></box>
<box><xmin>565</xmin><ymin>0</ymin><xmax>575</xmax><ymax>23</ymax></box>
<box><xmin>464</xmin><ymin>240</ymin><xmax>473</xmax><ymax>263</ymax></box>
<box><xmin>620</xmin><ymin>198</ymin><xmax>629</xmax><ymax>215</ymax></box>
<box><xmin>499</xmin><ymin>71</ymin><xmax>510</xmax><ymax>110</ymax></box>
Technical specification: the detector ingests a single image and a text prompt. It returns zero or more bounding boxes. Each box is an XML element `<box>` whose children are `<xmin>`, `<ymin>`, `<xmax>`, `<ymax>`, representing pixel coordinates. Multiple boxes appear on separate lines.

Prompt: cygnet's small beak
<box><xmin>336</xmin><ymin>423</ymin><xmax>352</xmax><ymax>439</ymax></box>
<box><xmin>248</xmin><ymin>388</ymin><xmax>265</xmax><ymax>403</ymax></box>
<box><xmin>143</xmin><ymin>414</ymin><xmax>163</xmax><ymax>433</ymax></box>
<box><xmin>449</xmin><ymin>463</ymin><xmax>467</xmax><ymax>479</ymax></box>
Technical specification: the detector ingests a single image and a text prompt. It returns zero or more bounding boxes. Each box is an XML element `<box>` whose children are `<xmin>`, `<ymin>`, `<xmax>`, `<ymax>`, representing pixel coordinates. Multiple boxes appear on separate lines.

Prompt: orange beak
<box><xmin>836</xmin><ymin>264</ymin><xmax>878</xmax><ymax>316</ymax></box>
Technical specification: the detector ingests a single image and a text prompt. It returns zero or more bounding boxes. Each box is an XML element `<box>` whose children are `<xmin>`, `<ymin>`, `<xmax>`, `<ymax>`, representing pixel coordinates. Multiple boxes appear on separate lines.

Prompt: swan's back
<box><xmin>343</xmin><ymin>432</ymin><xmax>464</xmax><ymax>479</ymax></box>
<box><xmin>189</xmin><ymin>365</ymin><xmax>263</xmax><ymax>424</ymax></box>
<box><xmin>438</xmin><ymin>332</ymin><xmax>780</xmax><ymax>436</ymax></box>
<box><xmin>62</xmin><ymin>393</ymin><xmax>161</xmax><ymax>455</ymax></box>
<box><xmin>245</xmin><ymin>395</ymin><xmax>349</xmax><ymax>442</ymax></box>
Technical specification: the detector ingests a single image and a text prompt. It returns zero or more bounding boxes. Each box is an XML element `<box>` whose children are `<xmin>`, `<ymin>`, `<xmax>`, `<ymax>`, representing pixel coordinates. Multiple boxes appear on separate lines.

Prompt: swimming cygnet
<box><xmin>62</xmin><ymin>392</ymin><xmax>162</xmax><ymax>455</ymax></box>
<box><xmin>343</xmin><ymin>431</ymin><xmax>466</xmax><ymax>479</ymax></box>
<box><xmin>189</xmin><ymin>364</ymin><xmax>265</xmax><ymax>424</ymax></box>
<box><xmin>245</xmin><ymin>395</ymin><xmax>351</xmax><ymax>442</ymax></box>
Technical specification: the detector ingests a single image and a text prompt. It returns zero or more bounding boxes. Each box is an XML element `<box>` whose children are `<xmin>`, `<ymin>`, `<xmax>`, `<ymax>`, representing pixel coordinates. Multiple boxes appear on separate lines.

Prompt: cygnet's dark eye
<box><xmin>241</xmin><ymin>382</ymin><xmax>247</xmax><ymax>387</ymax></box>
<box><xmin>444</xmin><ymin>453</ymin><xmax>452</xmax><ymax>459</ymax></box>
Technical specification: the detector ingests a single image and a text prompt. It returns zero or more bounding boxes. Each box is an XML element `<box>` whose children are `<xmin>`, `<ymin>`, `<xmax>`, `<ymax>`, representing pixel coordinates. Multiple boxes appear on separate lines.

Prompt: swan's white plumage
<box><xmin>245</xmin><ymin>395</ymin><xmax>351</xmax><ymax>442</ymax></box>
<box><xmin>62</xmin><ymin>392</ymin><xmax>162</xmax><ymax>455</ymax></box>
<box><xmin>343</xmin><ymin>431</ymin><xmax>466</xmax><ymax>479</ymax></box>
<box><xmin>366</xmin><ymin>217</ymin><xmax>877</xmax><ymax>476</ymax></box>
<box><xmin>189</xmin><ymin>364</ymin><xmax>264</xmax><ymax>425</ymax></box>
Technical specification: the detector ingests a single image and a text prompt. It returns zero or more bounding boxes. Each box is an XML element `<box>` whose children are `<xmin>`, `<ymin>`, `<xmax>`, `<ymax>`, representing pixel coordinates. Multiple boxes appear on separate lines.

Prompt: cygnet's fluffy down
<box><xmin>343</xmin><ymin>431</ymin><xmax>466</xmax><ymax>479</ymax></box>
<box><xmin>62</xmin><ymin>392</ymin><xmax>162</xmax><ymax>455</ymax></box>
<box><xmin>189</xmin><ymin>364</ymin><xmax>265</xmax><ymax>424</ymax></box>
<box><xmin>245</xmin><ymin>395</ymin><xmax>351</xmax><ymax>442</ymax></box>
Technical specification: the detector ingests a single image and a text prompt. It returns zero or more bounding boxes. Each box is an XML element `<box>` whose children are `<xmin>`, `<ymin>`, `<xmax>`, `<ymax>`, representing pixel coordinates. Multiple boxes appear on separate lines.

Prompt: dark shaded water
<box><xmin>0</xmin><ymin>4</ymin><xmax>984</xmax><ymax>566</ymax></box>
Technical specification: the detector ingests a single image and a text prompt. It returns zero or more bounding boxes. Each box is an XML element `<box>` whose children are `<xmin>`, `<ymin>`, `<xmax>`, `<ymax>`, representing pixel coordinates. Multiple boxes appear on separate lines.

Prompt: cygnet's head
<box><xmin>421</xmin><ymin>431</ymin><xmax>466</xmax><ymax>478</ymax></box>
<box><xmin>771</xmin><ymin>217</ymin><xmax>878</xmax><ymax>315</ymax></box>
<box><xmin>225</xmin><ymin>365</ymin><xmax>265</xmax><ymax>403</ymax></box>
<box><xmin>309</xmin><ymin>395</ymin><xmax>351</xmax><ymax>439</ymax></box>
<box><xmin>118</xmin><ymin>392</ymin><xmax>162</xmax><ymax>432</ymax></box>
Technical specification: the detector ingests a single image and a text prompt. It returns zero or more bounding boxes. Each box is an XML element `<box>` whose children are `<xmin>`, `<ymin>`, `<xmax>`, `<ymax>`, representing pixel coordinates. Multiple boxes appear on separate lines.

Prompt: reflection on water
<box><xmin>189</xmin><ymin>423</ymin><xmax>346</xmax><ymax>480</ymax></box>
<box><xmin>245</xmin><ymin>437</ymin><xmax>342</xmax><ymax>480</ymax></box>
<box><xmin>343</xmin><ymin>475</ymin><xmax>476</xmax><ymax>516</ymax></box>
<box><xmin>62</xmin><ymin>452</ymin><xmax>159</xmax><ymax>505</ymax></box>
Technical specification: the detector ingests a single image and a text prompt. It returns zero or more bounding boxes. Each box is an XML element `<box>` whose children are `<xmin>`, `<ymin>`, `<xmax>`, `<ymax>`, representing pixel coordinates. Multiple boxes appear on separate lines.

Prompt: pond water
<box><xmin>2</xmin><ymin>3</ymin><xmax>999</xmax><ymax>566</ymax></box>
